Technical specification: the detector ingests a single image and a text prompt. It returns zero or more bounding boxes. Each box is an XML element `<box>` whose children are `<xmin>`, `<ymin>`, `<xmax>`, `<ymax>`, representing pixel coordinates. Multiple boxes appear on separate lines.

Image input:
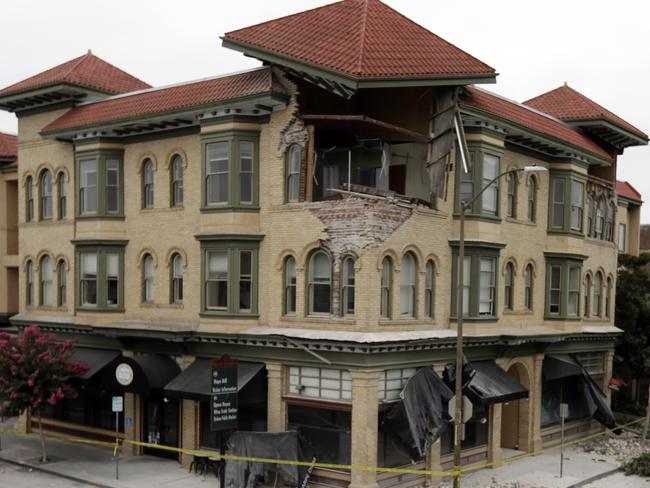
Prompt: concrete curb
<box><xmin>0</xmin><ymin>455</ymin><xmax>119</xmax><ymax>488</ymax></box>
<box><xmin>567</xmin><ymin>466</ymin><xmax>622</xmax><ymax>488</ymax></box>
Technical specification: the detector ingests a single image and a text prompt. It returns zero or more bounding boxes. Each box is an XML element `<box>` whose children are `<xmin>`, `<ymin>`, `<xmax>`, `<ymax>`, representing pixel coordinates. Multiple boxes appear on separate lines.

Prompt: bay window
<box><xmin>76</xmin><ymin>150</ymin><xmax>123</xmax><ymax>218</ymax></box>
<box><xmin>455</xmin><ymin>146</ymin><xmax>503</xmax><ymax>218</ymax></box>
<box><xmin>451</xmin><ymin>244</ymin><xmax>502</xmax><ymax>320</ymax></box>
<box><xmin>39</xmin><ymin>170</ymin><xmax>53</xmax><ymax>220</ymax></box>
<box><xmin>75</xmin><ymin>242</ymin><xmax>125</xmax><ymax>311</ymax></box>
<box><xmin>548</xmin><ymin>172</ymin><xmax>586</xmax><ymax>234</ymax></box>
<box><xmin>544</xmin><ymin>254</ymin><xmax>584</xmax><ymax>319</ymax></box>
<box><xmin>202</xmin><ymin>130</ymin><xmax>259</xmax><ymax>211</ymax></box>
<box><xmin>198</xmin><ymin>236</ymin><xmax>261</xmax><ymax>316</ymax></box>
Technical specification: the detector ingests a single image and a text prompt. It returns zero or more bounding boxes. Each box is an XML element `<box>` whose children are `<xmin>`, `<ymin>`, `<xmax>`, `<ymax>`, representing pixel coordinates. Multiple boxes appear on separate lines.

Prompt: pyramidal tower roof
<box><xmin>223</xmin><ymin>0</ymin><xmax>495</xmax><ymax>87</ymax></box>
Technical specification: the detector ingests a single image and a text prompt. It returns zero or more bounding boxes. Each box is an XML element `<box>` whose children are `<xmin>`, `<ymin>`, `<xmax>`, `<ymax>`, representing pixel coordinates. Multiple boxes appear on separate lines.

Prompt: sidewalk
<box><xmin>0</xmin><ymin>418</ymin><xmax>213</xmax><ymax>488</ymax></box>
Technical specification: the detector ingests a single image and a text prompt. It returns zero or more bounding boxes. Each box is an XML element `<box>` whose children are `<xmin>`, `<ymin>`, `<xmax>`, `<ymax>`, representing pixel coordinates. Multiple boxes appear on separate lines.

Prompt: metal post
<box><xmin>560</xmin><ymin>411</ymin><xmax>564</xmax><ymax>478</ymax></box>
<box><xmin>453</xmin><ymin>204</ymin><xmax>466</xmax><ymax>488</ymax></box>
<box><xmin>115</xmin><ymin>411</ymin><xmax>119</xmax><ymax>480</ymax></box>
<box><xmin>219</xmin><ymin>430</ymin><xmax>226</xmax><ymax>488</ymax></box>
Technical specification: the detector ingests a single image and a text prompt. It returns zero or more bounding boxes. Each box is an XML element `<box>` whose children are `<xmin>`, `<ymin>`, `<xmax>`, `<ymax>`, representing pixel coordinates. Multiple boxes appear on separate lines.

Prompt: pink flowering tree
<box><xmin>0</xmin><ymin>325</ymin><xmax>87</xmax><ymax>462</ymax></box>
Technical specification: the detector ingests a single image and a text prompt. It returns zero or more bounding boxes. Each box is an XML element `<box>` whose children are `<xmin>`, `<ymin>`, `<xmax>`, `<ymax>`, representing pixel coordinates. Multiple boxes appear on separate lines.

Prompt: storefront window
<box><xmin>199</xmin><ymin>402</ymin><xmax>267</xmax><ymax>449</ymax></box>
<box><xmin>287</xmin><ymin>405</ymin><xmax>351</xmax><ymax>465</ymax></box>
<box><xmin>378</xmin><ymin>409</ymin><xmax>414</xmax><ymax>467</ymax></box>
<box><xmin>41</xmin><ymin>388</ymin><xmax>123</xmax><ymax>432</ymax></box>
<box><xmin>541</xmin><ymin>378</ymin><xmax>593</xmax><ymax>428</ymax></box>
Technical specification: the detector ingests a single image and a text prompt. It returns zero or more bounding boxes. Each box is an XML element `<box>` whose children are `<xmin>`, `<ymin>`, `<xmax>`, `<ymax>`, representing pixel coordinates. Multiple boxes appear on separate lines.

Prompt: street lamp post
<box><xmin>453</xmin><ymin>164</ymin><xmax>547</xmax><ymax>486</ymax></box>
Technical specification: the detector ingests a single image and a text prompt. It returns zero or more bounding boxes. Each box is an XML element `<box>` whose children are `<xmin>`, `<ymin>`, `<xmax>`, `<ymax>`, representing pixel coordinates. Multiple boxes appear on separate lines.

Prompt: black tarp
<box><xmin>542</xmin><ymin>355</ymin><xmax>618</xmax><ymax>430</ymax></box>
<box><xmin>382</xmin><ymin>367</ymin><xmax>453</xmax><ymax>461</ymax></box>
<box><xmin>444</xmin><ymin>361</ymin><xmax>529</xmax><ymax>407</ymax></box>
<box><xmin>163</xmin><ymin>359</ymin><xmax>265</xmax><ymax>403</ymax></box>
<box><xmin>225</xmin><ymin>431</ymin><xmax>310</xmax><ymax>488</ymax></box>
<box><xmin>543</xmin><ymin>354</ymin><xmax>583</xmax><ymax>381</ymax></box>
<box><xmin>70</xmin><ymin>348</ymin><xmax>120</xmax><ymax>383</ymax></box>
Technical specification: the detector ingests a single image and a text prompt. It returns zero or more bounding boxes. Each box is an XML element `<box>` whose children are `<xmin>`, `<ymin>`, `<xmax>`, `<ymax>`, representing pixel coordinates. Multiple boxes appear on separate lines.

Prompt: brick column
<box><xmin>180</xmin><ymin>400</ymin><xmax>198</xmax><ymax>467</ymax></box>
<box><xmin>530</xmin><ymin>354</ymin><xmax>544</xmax><ymax>453</ymax></box>
<box><xmin>266</xmin><ymin>362</ymin><xmax>286</xmax><ymax>432</ymax></box>
<box><xmin>488</xmin><ymin>403</ymin><xmax>502</xmax><ymax>467</ymax></box>
<box><xmin>123</xmin><ymin>392</ymin><xmax>141</xmax><ymax>456</ymax></box>
<box><xmin>604</xmin><ymin>351</ymin><xmax>614</xmax><ymax>402</ymax></box>
<box><xmin>349</xmin><ymin>369</ymin><xmax>381</xmax><ymax>488</ymax></box>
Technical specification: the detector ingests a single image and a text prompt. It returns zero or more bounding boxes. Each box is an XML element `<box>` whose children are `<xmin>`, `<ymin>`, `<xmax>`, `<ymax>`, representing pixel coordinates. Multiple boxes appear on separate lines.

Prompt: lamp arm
<box><xmin>460</xmin><ymin>168</ymin><xmax>522</xmax><ymax>212</ymax></box>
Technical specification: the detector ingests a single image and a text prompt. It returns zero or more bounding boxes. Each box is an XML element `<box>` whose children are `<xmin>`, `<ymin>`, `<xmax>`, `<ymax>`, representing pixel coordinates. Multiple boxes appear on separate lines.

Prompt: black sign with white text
<box><xmin>210</xmin><ymin>360</ymin><xmax>238</xmax><ymax>431</ymax></box>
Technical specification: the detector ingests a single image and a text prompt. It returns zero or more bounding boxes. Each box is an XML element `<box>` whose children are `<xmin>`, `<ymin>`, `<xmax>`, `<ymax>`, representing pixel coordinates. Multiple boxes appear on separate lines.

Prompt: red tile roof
<box><xmin>223</xmin><ymin>0</ymin><xmax>495</xmax><ymax>80</ymax></box>
<box><xmin>616</xmin><ymin>180</ymin><xmax>642</xmax><ymax>203</ymax></box>
<box><xmin>42</xmin><ymin>68</ymin><xmax>287</xmax><ymax>135</ymax></box>
<box><xmin>460</xmin><ymin>87</ymin><xmax>612</xmax><ymax>160</ymax></box>
<box><xmin>0</xmin><ymin>132</ymin><xmax>17</xmax><ymax>159</ymax></box>
<box><xmin>524</xmin><ymin>84</ymin><xmax>647</xmax><ymax>140</ymax></box>
<box><xmin>0</xmin><ymin>52</ymin><xmax>150</xmax><ymax>98</ymax></box>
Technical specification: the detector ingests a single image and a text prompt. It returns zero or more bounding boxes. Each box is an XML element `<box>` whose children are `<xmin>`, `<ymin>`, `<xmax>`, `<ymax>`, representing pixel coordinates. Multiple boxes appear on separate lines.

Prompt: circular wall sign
<box><xmin>115</xmin><ymin>363</ymin><xmax>134</xmax><ymax>386</ymax></box>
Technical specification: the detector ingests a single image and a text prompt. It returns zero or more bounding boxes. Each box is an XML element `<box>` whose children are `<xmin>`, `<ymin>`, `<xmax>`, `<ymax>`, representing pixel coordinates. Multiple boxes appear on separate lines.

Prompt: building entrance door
<box><xmin>143</xmin><ymin>397</ymin><xmax>179</xmax><ymax>460</ymax></box>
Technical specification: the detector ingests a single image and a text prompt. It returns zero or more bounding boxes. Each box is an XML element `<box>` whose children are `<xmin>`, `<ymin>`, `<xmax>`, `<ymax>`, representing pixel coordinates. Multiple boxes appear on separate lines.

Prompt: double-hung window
<box><xmin>308</xmin><ymin>251</ymin><xmax>332</xmax><ymax>315</ymax></box>
<box><xmin>504</xmin><ymin>262</ymin><xmax>514</xmax><ymax>311</ymax></box>
<box><xmin>57</xmin><ymin>174</ymin><xmax>67</xmax><ymax>219</ymax></box>
<box><xmin>341</xmin><ymin>257</ymin><xmax>355</xmax><ymax>316</ymax></box>
<box><xmin>506</xmin><ymin>173</ymin><xmax>517</xmax><ymax>218</ymax></box>
<box><xmin>380</xmin><ymin>257</ymin><xmax>392</xmax><ymax>319</ymax></box>
<box><xmin>284</xmin><ymin>256</ymin><xmax>297</xmax><ymax>315</ymax></box>
<box><xmin>75</xmin><ymin>243</ymin><xmax>125</xmax><ymax>311</ymax></box>
<box><xmin>286</xmin><ymin>145</ymin><xmax>301</xmax><ymax>203</ymax></box>
<box><xmin>451</xmin><ymin>245</ymin><xmax>502</xmax><ymax>319</ymax></box>
<box><xmin>456</xmin><ymin>147</ymin><xmax>502</xmax><ymax>217</ymax></box>
<box><xmin>199</xmin><ymin>236</ymin><xmax>261</xmax><ymax>316</ymax></box>
<box><xmin>399</xmin><ymin>253</ymin><xmax>417</xmax><ymax>318</ymax></box>
<box><xmin>40</xmin><ymin>170</ymin><xmax>53</xmax><ymax>220</ymax></box>
<box><xmin>171</xmin><ymin>155</ymin><xmax>184</xmax><ymax>207</ymax></box>
<box><xmin>544</xmin><ymin>255</ymin><xmax>583</xmax><ymax>319</ymax></box>
<box><xmin>142</xmin><ymin>159</ymin><xmax>154</xmax><ymax>209</ymax></box>
<box><xmin>26</xmin><ymin>177</ymin><xmax>34</xmax><ymax>222</ymax></box>
<box><xmin>39</xmin><ymin>255</ymin><xmax>53</xmax><ymax>306</ymax></box>
<box><xmin>549</xmin><ymin>172</ymin><xmax>586</xmax><ymax>234</ymax></box>
<box><xmin>76</xmin><ymin>150</ymin><xmax>123</xmax><ymax>218</ymax></box>
<box><xmin>171</xmin><ymin>254</ymin><xmax>183</xmax><ymax>304</ymax></box>
<box><xmin>202</xmin><ymin>131</ymin><xmax>259</xmax><ymax>211</ymax></box>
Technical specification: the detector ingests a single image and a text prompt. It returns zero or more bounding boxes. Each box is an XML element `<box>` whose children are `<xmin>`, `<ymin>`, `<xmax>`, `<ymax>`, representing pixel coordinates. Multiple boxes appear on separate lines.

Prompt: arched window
<box><xmin>40</xmin><ymin>171</ymin><xmax>53</xmax><ymax>220</ymax></box>
<box><xmin>524</xmin><ymin>264</ymin><xmax>533</xmax><ymax>311</ymax></box>
<box><xmin>506</xmin><ymin>173</ymin><xmax>517</xmax><ymax>218</ymax></box>
<box><xmin>26</xmin><ymin>260</ymin><xmax>34</xmax><ymax>306</ymax></box>
<box><xmin>504</xmin><ymin>262</ymin><xmax>514</xmax><ymax>311</ymax></box>
<box><xmin>26</xmin><ymin>176</ymin><xmax>34</xmax><ymax>222</ymax></box>
<box><xmin>171</xmin><ymin>254</ymin><xmax>183</xmax><ymax>304</ymax></box>
<box><xmin>424</xmin><ymin>261</ymin><xmax>435</xmax><ymax>319</ymax></box>
<box><xmin>527</xmin><ymin>176</ymin><xmax>537</xmax><ymax>222</ymax></box>
<box><xmin>380</xmin><ymin>257</ymin><xmax>392</xmax><ymax>319</ymax></box>
<box><xmin>308</xmin><ymin>251</ymin><xmax>331</xmax><ymax>315</ymax></box>
<box><xmin>586</xmin><ymin>194</ymin><xmax>594</xmax><ymax>237</ymax></box>
<box><xmin>286</xmin><ymin>145</ymin><xmax>301</xmax><ymax>203</ymax></box>
<box><xmin>171</xmin><ymin>155</ymin><xmax>183</xmax><ymax>207</ymax></box>
<box><xmin>40</xmin><ymin>255</ymin><xmax>53</xmax><ymax>306</ymax></box>
<box><xmin>284</xmin><ymin>256</ymin><xmax>296</xmax><ymax>315</ymax></box>
<box><xmin>341</xmin><ymin>257</ymin><xmax>355</xmax><ymax>316</ymax></box>
<box><xmin>142</xmin><ymin>254</ymin><xmax>155</xmax><ymax>303</ymax></box>
<box><xmin>584</xmin><ymin>274</ymin><xmax>591</xmax><ymax>318</ymax></box>
<box><xmin>594</xmin><ymin>197</ymin><xmax>605</xmax><ymax>240</ymax></box>
<box><xmin>142</xmin><ymin>159</ymin><xmax>154</xmax><ymax>209</ymax></box>
<box><xmin>593</xmin><ymin>272</ymin><xmax>602</xmax><ymax>317</ymax></box>
<box><xmin>57</xmin><ymin>173</ymin><xmax>67</xmax><ymax>219</ymax></box>
<box><xmin>400</xmin><ymin>253</ymin><xmax>417</xmax><ymax>318</ymax></box>
<box><xmin>605</xmin><ymin>277</ymin><xmax>612</xmax><ymax>318</ymax></box>
<box><xmin>58</xmin><ymin>260</ymin><xmax>66</xmax><ymax>307</ymax></box>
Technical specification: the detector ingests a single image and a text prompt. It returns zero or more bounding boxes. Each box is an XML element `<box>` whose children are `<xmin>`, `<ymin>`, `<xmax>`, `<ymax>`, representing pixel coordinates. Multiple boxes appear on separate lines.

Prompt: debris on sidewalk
<box><xmin>579</xmin><ymin>431</ymin><xmax>649</xmax><ymax>463</ymax></box>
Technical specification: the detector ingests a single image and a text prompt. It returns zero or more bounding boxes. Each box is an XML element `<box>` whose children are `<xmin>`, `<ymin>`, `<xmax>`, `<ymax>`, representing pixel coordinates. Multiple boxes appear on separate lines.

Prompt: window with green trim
<box><xmin>451</xmin><ymin>245</ymin><xmax>501</xmax><ymax>320</ymax></box>
<box><xmin>202</xmin><ymin>130</ymin><xmax>260</xmax><ymax>211</ymax></box>
<box><xmin>544</xmin><ymin>257</ymin><xmax>583</xmax><ymax>319</ymax></box>
<box><xmin>200</xmin><ymin>238</ymin><xmax>260</xmax><ymax>316</ymax></box>
<box><xmin>548</xmin><ymin>172</ymin><xmax>585</xmax><ymax>234</ymax></box>
<box><xmin>75</xmin><ymin>244</ymin><xmax>125</xmax><ymax>311</ymax></box>
<box><xmin>76</xmin><ymin>150</ymin><xmax>124</xmax><ymax>218</ymax></box>
<box><xmin>455</xmin><ymin>145</ymin><xmax>503</xmax><ymax>218</ymax></box>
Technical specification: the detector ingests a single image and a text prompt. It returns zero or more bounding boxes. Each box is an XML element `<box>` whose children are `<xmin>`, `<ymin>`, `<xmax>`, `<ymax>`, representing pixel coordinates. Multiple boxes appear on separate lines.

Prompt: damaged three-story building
<box><xmin>1</xmin><ymin>1</ymin><xmax>647</xmax><ymax>487</ymax></box>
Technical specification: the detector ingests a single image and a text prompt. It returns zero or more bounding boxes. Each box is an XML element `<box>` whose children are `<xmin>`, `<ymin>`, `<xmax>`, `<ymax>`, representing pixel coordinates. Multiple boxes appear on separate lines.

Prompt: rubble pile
<box><xmin>579</xmin><ymin>431</ymin><xmax>649</xmax><ymax>463</ymax></box>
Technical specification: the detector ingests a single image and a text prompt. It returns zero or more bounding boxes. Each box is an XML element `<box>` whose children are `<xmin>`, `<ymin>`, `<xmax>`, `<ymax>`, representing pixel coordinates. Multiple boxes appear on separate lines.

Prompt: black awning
<box><xmin>543</xmin><ymin>355</ymin><xmax>583</xmax><ymax>381</ymax></box>
<box><xmin>163</xmin><ymin>359</ymin><xmax>265</xmax><ymax>403</ymax></box>
<box><xmin>382</xmin><ymin>367</ymin><xmax>453</xmax><ymax>462</ymax></box>
<box><xmin>103</xmin><ymin>354</ymin><xmax>181</xmax><ymax>395</ymax></box>
<box><xmin>463</xmin><ymin>361</ymin><xmax>529</xmax><ymax>407</ymax></box>
<box><xmin>70</xmin><ymin>348</ymin><xmax>121</xmax><ymax>383</ymax></box>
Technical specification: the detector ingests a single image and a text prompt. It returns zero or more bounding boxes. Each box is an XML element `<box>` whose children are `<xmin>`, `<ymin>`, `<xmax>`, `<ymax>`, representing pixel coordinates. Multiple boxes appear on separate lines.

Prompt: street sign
<box><xmin>112</xmin><ymin>396</ymin><xmax>124</xmax><ymax>413</ymax></box>
<box><xmin>447</xmin><ymin>395</ymin><xmax>473</xmax><ymax>424</ymax></box>
<box><xmin>210</xmin><ymin>355</ymin><xmax>239</xmax><ymax>431</ymax></box>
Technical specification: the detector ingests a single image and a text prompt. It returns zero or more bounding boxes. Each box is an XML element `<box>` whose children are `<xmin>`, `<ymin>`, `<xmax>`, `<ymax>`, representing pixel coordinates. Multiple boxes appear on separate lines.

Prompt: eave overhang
<box><xmin>40</xmin><ymin>91</ymin><xmax>289</xmax><ymax>141</ymax></box>
<box><xmin>460</xmin><ymin>106</ymin><xmax>614</xmax><ymax>167</ymax></box>
<box><xmin>222</xmin><ymin>38</ymin><xmax>497</xmax><ymax>99</ymax></box>
<box><xmin>0</xmin><ymin>83</ymin><xmax>114</xmax><ymax>113</ymax></box>
<box><xmin>565</xmin><ymin>118</ymin><xmax>649</xmax><ymax>151</ymax></box>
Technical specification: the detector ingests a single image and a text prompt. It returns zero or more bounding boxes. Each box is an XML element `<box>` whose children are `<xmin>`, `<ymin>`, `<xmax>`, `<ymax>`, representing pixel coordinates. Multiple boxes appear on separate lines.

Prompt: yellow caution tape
<box><xmin>0</xmin><ymin>426</ymin><xmax>117</xmax><ymax>449</ymax></box>
<box><xmin>123</xmin><ymin>439</ymin><xmax>455</xmax><ymax>476</ymax></box>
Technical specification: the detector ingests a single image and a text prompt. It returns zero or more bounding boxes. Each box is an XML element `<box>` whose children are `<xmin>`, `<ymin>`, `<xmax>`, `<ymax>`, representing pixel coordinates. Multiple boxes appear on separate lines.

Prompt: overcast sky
<box><xmin>1</xmin><ymin>0</ymin><xmax>648</xmax><ymax>221</ymax></box>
